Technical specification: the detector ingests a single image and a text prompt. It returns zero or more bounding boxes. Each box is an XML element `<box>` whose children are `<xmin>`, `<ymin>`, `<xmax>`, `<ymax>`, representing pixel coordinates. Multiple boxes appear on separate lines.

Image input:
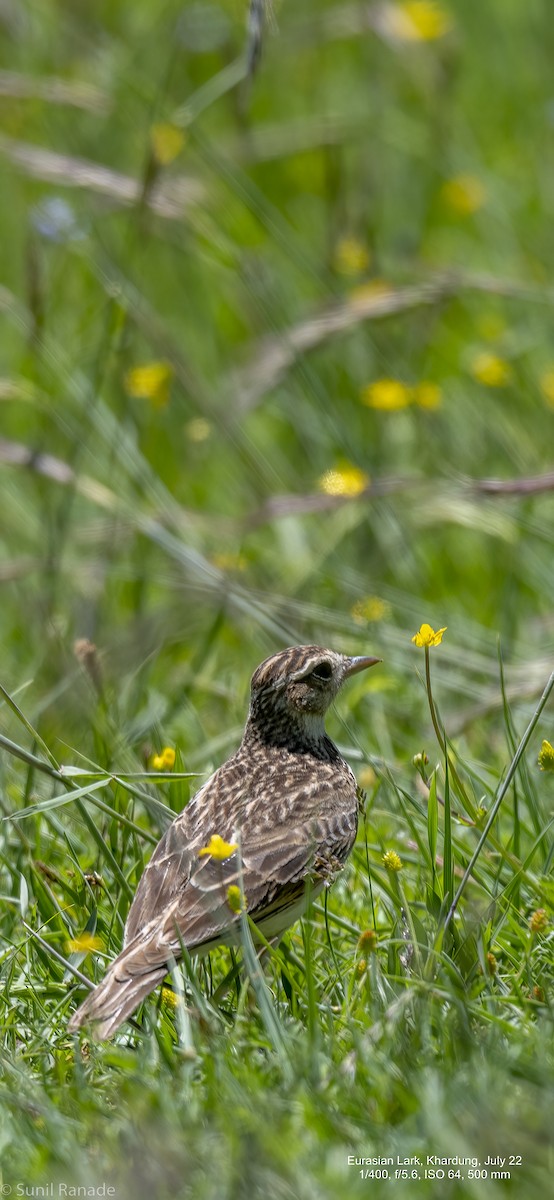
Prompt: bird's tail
<box><xmin>68</xmin><ymin>939</ymin><xmax>169</xmax><ymax>1040</ymax></box>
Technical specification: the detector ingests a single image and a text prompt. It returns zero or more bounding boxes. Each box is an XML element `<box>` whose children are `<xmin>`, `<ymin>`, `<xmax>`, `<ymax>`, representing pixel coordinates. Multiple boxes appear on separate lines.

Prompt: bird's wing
<box><xmin>124</xmin><ymin>808</ymin><xmax>196</xmax><ymax>945</ymax></box>
<box><xmin>125</xmin><ymin>742</ymin><xmax>357</xmax><ymax>955</ymax></box>
<box><xmin>127</xmin><ymin>797</ymin><xmax>357</xmax><ymax>959</ymax></box>
<box><xmin>124</xmin><ymin>770</ymin><xmax>233</xmax><ymax>944</ymax></box>
<box><xmin>124</xmin><ymin>750</ymin><xmax>273</xmax><ymax>944</ymax></box>
<box><xmin>69</xmin><ymin>773</ymin><xmax>357</xmax><ymax>1038</ymax></box>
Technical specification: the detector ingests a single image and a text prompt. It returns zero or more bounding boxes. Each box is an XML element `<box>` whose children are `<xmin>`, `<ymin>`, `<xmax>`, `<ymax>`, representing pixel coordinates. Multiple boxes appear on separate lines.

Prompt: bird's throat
<box><xmin>243</xmin><ymin>702</ymin><xmax>337</xmax><ymax>760</ymax></box>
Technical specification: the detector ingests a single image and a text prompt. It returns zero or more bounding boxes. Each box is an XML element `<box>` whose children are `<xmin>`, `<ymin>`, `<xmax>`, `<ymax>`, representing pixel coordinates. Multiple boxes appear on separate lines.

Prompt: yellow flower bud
<box><xmin>538</xmin><ymin>740</ymin><xmax>554</xmax><ymax>772</ymax></box>
<box><xmin>383</xmin><ymin>850</ymin><xmax>402</xmax><ymax>872</ymax></box>
<box><xmin>529</xmin><ymin>909</ymin><xmax>549</xmax><ymax>934</ymax></box>
<box><xmin>150</xmin><ymin>123</ymin><xmax>185</xmax><ymax>166</ymax></box>
<box><xmin>226</xmin><ymin>885</ymin><xmax>245</xmax><ymax>914</ymax></box>
<box><xmin>124</xmin><ymin>361</ymin><xmax>173</xmax><ymax>408</ymax></box>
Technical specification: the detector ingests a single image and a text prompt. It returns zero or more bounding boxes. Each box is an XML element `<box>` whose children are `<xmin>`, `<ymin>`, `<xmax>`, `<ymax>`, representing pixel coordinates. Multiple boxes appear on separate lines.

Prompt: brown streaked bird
<box><xmin>68</xmin><ymin>645</ymin><xmax>380</xmax><ymax>1039</ymax></box>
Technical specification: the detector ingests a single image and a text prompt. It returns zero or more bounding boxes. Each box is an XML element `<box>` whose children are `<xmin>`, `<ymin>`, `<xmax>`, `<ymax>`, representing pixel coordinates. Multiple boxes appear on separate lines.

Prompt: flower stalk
<box><xmin>444</xmin><ymin>670</ymin><xmax>554</xmax><ymax>931</ymax></box>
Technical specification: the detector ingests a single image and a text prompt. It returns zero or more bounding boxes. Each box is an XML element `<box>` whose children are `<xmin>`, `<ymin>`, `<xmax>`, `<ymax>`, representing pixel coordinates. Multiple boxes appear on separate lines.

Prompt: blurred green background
<box><xmin>1</xmin><ymin>1</ymin><xmax>554</xmax><ymax>1197</ymax></box>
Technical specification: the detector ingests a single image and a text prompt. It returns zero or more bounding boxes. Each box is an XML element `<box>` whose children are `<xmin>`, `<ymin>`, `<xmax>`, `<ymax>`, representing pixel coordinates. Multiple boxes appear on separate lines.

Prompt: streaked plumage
<box><xmin>68</xmin><ymin>645</ymin><xmax>379</xmax><ymax>1038</ymax></box>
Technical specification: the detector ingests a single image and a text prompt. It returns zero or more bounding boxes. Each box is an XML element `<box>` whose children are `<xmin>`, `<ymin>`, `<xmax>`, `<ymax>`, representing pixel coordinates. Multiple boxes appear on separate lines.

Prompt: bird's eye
<box><xmin>309</xmin><ymin>661</ymin><xmax>333</xmax><ymax>682</ymax></box>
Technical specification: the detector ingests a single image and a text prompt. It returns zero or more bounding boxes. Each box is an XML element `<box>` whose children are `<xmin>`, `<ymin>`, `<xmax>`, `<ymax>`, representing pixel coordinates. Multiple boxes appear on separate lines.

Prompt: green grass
<box><xmin>1</xmin><ymin>0</ymin><xmax>554</xmax><ymax>1196</ymax></box>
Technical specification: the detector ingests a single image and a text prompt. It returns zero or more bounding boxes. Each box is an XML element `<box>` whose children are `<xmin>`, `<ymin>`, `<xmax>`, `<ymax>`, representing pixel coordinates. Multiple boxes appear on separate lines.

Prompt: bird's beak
<box><xmin>343</xmin><ymin>655</ymin><xmax>382</xmax><ymax>678</ymax></box>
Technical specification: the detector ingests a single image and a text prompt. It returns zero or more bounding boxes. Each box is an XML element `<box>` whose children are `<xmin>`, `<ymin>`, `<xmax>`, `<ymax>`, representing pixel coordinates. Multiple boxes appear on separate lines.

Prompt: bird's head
<box><xmin>246</xmin><ymin>645</ymin><xmax>380</xmax><ymax>749</ymax></box>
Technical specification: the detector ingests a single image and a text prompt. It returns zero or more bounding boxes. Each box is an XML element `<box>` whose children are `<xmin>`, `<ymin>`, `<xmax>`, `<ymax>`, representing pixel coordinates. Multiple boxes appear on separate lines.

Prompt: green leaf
<box><xmin>6</xmin><ymin>778</ymin><xmax>110</xmax><ymax>820</ymax></box>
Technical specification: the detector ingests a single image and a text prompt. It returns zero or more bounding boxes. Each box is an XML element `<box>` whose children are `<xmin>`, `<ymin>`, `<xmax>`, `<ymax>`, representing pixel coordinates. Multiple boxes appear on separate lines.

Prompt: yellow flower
<box><xmin>357</xmin><ymin>929</ymin><xmax>379</xmax><ymax>953</ymax></box>
<box><xmin>361</xmin><ymin>378</ymin><xmax>442</xmax><ymax>411</ymax></box>
<box><xmin>388</xmin><ymin>1</ymin><xmax>452</xmax><ymax>41</ymax></box>
<box><xmin>151</xmin><ymin>747</ymin><xmax>176</xmax><ymax>771</ymax></box>
<box><xmin>199</xmin><ymin>834</ymin><xmax>238</xmax><ymax>861</ymax></box>
<box><xmin>334</xmin><ymin>236</ymin><xmax>371</xmax><ymax>275</ymax></box>
<box><xmin>486</xmin><ymin>952</ymin><xmax>497</xmax><ymax>976</ymax></box>
<box><xmin>361</xmin><ymin>378</ymin><xmax>412</xmax><ymax>410</ymax></box>
<box><xmin>383</xmin><ymin>849</ymin><xmax>402</xmax><ymax>872</ymax></box>
<box><xmin>161</xmin><ymin>986</ymin><xmax>179</xmax><ymax>1009</ymax></box>
<box><xmin>412</xmin><ymin>381</ymin><xmax>442</xmax><ymax>410</ymax></box>
<box><xmin>67</xmin><ymin>933</ymin><xmax>104</xmax><ymax>955</ymax></box>
<box><xmin>411</xmin><ymin>623</ymin><xmax>447</xmax><ymax>647</ymax></box>
<box><xmin>351</xmin><ymin>596</ymin><xmax>390</xmax><ymax>624</ymax></box>
<box><xmin>355</xmin><ymin>957</ymin><xmax>367</xmax><ymax>977</ymax></box>
<box><xmin>124</xmin><ymin>361</ymin><xmax>173</xmax><ymax>408</ymax></box>
<box><xmin>318</xmin><ymin>464</ymin><xmax>369</xmax><ymax>497</ymax></box>
<box><xmin>470</xmin><ymin>351</ymin><xmax>512</xmax><ymax>387</ymax></box>
<box><xmin>529</xmin><ymin>909</ymin><xmax>549</xmax><ymax>934</ymax></box>
<box><xmin>539</xmin><ymin>369</ymin><xmax>554</xmax><ymax>408</ymax></box>
<box><xmin>226</xmin><ymin>884</ymin><xmax>245</xmax><ymax>914</ymax></box>
<box><xmin>358</xmin><ymin>765</ymin><xmax>377</xmax><ymax>790</ymax></box>
<box><xmin>441</xmin><ymin>174</ymin><xmax>486</xmax><ymax>215</ymax></box>
<box><xmin>151</xmin><ymin>123</ymin><xmax>186</xmax><ymax>166</ymax></box>
<box><xmin>538</xmin><ymin>740</ymin><xmax>554</xmax><ymax>772</ymax></box>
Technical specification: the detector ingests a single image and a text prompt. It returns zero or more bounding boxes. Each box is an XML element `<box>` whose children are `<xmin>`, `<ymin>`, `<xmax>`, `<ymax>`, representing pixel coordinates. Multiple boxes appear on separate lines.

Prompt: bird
<box><xmin>68</xmin><ymin>644</ymin><xmax>380</xmax><ymax>1038</ymax></box>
